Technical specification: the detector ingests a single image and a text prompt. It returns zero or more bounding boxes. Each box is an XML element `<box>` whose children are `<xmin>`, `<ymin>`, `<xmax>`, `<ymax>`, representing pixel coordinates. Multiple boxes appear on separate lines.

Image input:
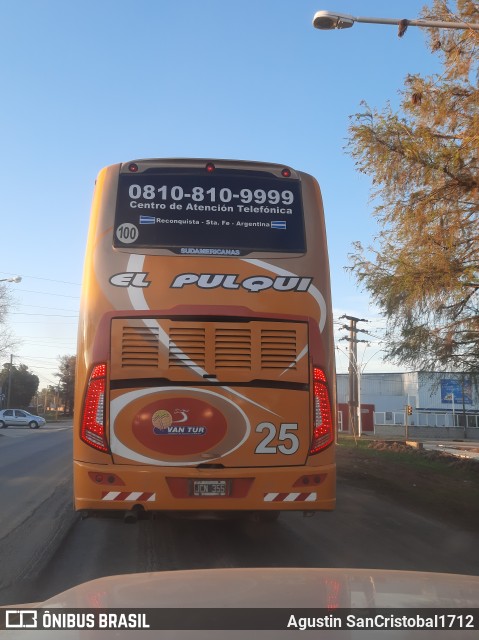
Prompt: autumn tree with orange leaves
<box><xmin>347</xmin><ymin>0</ymin><xmax>479</xmax><ymax>372</ymax></box>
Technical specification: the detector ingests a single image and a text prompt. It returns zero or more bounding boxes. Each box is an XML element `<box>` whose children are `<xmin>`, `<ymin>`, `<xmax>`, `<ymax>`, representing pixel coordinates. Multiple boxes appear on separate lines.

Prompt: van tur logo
<box><xmin>152</xmin><ymin>409</ymin><xmax>206</xmax><ymax>435</ymax></box>
<box><xmin>171</xmin><ymin>273</ymin><xmax>312</xmax><ymax>293</ymax></box>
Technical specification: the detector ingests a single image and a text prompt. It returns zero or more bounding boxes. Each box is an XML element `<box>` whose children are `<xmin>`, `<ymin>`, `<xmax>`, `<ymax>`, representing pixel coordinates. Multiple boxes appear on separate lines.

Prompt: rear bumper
<box><xmin>74</xmin><ymin>460</ymin><xmax>336</xmax><ymax>512</ymax></box>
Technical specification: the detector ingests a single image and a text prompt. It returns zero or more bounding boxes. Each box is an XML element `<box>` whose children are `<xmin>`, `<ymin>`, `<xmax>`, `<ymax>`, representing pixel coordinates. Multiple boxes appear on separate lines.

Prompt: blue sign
<box><xmin>440</xmin><ymin>378</ymin><xmax>472</xmax><ymax>405</ymax></box>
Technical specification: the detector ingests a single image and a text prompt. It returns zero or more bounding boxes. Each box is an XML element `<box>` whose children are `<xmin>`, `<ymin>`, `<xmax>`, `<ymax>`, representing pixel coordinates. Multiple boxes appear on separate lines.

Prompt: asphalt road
<box><xmin>0</xmin><ymin>423</ymin><xmax>76</xmax><ymax>604</ymax></box>
<box><xmin>1</xmin><ymin>426</ymin><xmax>478</xmax><ymax>606</ymax></box>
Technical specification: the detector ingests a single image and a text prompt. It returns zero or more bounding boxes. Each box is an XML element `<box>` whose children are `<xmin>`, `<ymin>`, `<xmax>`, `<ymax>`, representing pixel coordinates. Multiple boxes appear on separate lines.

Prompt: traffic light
<box><xmin>407</xmin><ymin>405</ymin><xmax>413</xmax><ymax>416</ymax></box>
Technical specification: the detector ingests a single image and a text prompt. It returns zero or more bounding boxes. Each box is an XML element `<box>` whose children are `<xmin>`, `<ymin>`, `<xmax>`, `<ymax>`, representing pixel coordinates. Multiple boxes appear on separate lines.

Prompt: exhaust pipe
<box><xmin>124</xmin><ymin>505</ymin><xmax>144</xmax><ymax>524</ymax></box>
<box><xmin>124</xmin><ymin>510</ymin><xmax>138</xmax><ymax>524</ymax></box>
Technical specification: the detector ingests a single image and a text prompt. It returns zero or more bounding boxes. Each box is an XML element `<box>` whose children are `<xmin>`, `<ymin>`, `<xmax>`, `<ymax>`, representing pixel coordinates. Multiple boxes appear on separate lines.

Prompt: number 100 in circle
<box><xmin>116</xmin><ymin>223</ymin><xmax>139</xmax><ymax>244</ymax></box>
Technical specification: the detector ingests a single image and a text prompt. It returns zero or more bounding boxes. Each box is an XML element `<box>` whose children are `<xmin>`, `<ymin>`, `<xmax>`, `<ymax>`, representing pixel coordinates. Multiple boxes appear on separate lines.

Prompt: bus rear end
<box><xmin>74</xmin><ymin>159</ymin><xmax>336</xmax><ymax>518</ymax></box>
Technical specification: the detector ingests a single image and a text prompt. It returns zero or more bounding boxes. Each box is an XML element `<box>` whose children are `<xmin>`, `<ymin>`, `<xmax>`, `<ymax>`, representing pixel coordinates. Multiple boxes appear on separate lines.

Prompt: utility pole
<box><xmin>461</xmin><ymin>373</ymin><xmax>467</xmax><ymax>440</ymax></box>
<box><xmin>339</xmin><ymin>315</ymin><xmax>368</xmax><ymax>436</ymax></box>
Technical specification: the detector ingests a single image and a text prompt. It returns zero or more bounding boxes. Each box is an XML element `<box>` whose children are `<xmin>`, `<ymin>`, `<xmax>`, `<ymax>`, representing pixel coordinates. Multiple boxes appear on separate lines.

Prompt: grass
<box><xmin>42</xmin><ymin>411</ymin><xmax>72</xmax><ymax>421</ymax></box>
<box><xmin>340</xmin><ymin>435</ymin><xmax>477</xmax><ymax>473</ymax></box>
<box><xmin>336</xmin><ymin>436</ymin><xmax>479</xmax><ymax>532</ymax></box>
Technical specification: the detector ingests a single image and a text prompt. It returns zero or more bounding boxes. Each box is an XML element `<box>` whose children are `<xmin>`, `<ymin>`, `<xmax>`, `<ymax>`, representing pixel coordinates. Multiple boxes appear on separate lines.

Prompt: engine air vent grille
<box><xmin>111</xmin><ymin>318</ymin><xmax>308</xmax><ymax>383</ymax></box>
<box><xmin>261</xmin><ymin>329</ymin><xmax>297</xmax><ymax>369</ymax></box>
<box><xmin>215</xmin><ymin>327</ymin><xmax>252</xmax><ymax>369</ymax></box>
<box><xmin>121</xmin><ymin>326</ymin><xmax>159</xmax><ymax>368</ymax></box>
<box><xmin>169</xmin><ymin>327</ymin><xmax>206</xmax><ymax>368</ymax></box>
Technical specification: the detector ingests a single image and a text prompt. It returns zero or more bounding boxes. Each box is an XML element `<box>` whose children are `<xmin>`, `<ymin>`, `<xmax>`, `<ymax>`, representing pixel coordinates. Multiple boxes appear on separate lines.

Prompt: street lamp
<box><xmin>313</xmin><ymin>10</ymin><xmax>479</xmax><ymax>32</ymax></box>
<box><xmin>0</xmin><ymin>276</ymin><xmax>22</xmax><ymax>283</ymax></box>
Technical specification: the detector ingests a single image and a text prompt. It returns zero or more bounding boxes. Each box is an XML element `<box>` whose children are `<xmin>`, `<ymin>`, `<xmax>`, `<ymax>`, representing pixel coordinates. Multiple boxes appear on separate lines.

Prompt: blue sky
<box><xmin>0</xmin><ymin>0</ymin><xmax>443</xmax><ymax>387</ymax></box>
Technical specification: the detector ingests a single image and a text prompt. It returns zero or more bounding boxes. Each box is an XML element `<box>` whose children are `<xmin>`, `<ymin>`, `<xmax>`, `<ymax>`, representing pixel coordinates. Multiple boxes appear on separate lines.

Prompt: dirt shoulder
<box><xmin>337</xmin><ymin>437</ymin><xmax>479</xmax><ymax>533</ymax></box>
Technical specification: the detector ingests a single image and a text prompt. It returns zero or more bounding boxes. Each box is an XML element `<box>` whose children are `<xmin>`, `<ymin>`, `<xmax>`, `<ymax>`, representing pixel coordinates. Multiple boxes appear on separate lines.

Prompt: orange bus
<box><xmin>74</xmin><ymin>158</ymin><xmax>336</xmax><ymax>520</ymax></box>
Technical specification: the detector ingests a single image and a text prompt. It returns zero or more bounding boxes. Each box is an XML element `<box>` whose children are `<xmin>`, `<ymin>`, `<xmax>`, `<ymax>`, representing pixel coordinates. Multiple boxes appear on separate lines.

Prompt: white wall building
<box><xmin>337</xmin><ymin>371</ymin><xmax>479</xmax><ymax>433</ymax></box>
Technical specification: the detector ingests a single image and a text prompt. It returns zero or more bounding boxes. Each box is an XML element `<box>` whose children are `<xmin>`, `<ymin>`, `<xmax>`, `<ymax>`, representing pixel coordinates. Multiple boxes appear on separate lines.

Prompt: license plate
<box><xmin>193</xmin><ymin>480</ymin><xmax>228</xmax><ymax>497</ymax></box>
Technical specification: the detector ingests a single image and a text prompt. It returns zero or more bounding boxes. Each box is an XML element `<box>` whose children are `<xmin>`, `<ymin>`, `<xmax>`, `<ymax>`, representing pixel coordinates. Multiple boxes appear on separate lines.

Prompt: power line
<box><xmin>39</xmin><ymin>377</ymin><xmax>59</xmax><ymax>386</ymax></box>
<box><xmin>16</xmin><ymin>303</ymin><xmax>79</xmax><ymax>312</ymax></box>
<box><xmin>19</xmin><ymin>343</ymin><xmax>76</xmax><ymax>349</ymax></box>
<box><xmin>0</xmin><ymin>271</ymin><xmax>81</xmax><ymax>286</ymax></box>
<box><xmin>10</xmin><ymin>312</ymin><xmax>79</xmax><ymax>318</ymax></box>
<box><xmin>15</xmin><ymin>335</ymin><xmax>76</xmax><ymax>340</ymax></box>
<box><xmin>20</xmin><ymin>355</ymin><xmax>64</xmax><ymax>361</ymax></box>
<box><xmin>15</xmin><ymin>288</ymin><xmax>80</xmax><ymax>299</ymax></box>
<box><xmin>16</xmin><ymin>335</ymin><xmax>76</xmax><ymax>342</ymax></box>
<box><xmin>10</xmin><ymin>321</ymin><xmax>78</xmax><ymax>325</ymax></box>
<box><xmin>19</xmin><ymin>364</ymin><xmax>59</xmax><ymax>370</ymax></box>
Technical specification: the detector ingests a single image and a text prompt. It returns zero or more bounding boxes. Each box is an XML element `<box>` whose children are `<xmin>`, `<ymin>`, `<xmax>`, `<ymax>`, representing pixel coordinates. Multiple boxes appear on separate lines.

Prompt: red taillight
<box><xmin>310</xmin><ymin>366</ymin><xmax>334</xmax><ymax>455</ymax></box>
<box><xmin>281</xmin><ymin>167</ymin><xmax>291</xmax><ymax>177</ymax></box>
<box><xmin>91</xmin><ymin>364</ymin><xmax>106</xmax><ymax>378</ymax></box>
<box><xmin>81</xmin><ymin>363</ymin><xmax>109</xmax><ymax>453</ymax></box>
<box><xmin>205</xmin><ymin>162</ymin><xmax>216</xmax><ymax>173</ymax></box>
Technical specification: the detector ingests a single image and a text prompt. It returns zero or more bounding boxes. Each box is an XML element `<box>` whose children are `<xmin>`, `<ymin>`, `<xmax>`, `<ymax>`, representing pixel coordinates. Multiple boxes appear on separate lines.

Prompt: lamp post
<box><xmin>0</xmin><ymin>276</ymin><xmax>22</xmax><ymax>283</ymax></box>
<box><xmin>313</xmin><ymin>10</ymin><xmax>479</xmax><ymax>32</ymax></box>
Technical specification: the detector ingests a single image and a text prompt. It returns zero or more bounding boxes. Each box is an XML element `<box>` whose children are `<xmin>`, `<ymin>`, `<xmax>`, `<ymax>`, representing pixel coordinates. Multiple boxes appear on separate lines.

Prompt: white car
<box><xmin>0</xmin><ymin>409</ymin><xmax>46</xmax><ymax>429</ymax></box>
<box><xmin>2</xmin><ymin>568</ymin><xmax>479</xmax><ymax>639</ymax></box>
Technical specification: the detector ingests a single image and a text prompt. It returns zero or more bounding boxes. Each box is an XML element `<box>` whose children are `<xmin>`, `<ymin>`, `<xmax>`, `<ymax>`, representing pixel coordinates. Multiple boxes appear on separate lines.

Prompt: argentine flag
<box><xmin>139</xmin><ymin>215</ymin><xmax>156</xmax><ymax>225</ymax></box>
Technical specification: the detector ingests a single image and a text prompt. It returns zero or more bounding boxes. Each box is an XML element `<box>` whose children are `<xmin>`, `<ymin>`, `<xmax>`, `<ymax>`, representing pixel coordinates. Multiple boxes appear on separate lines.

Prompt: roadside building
<box><xmin>337</xmin><ymin>371</ymin><xmax>479</xmax><ymax>435</ymax></box>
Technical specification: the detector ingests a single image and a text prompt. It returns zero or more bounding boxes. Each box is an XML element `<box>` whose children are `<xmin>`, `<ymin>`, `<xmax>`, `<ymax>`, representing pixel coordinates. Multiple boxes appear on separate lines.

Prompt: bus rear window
<box><xmin>113</xmin><ymin>171</ymin><xmax>306</xmax><ymax>255</ymax></box>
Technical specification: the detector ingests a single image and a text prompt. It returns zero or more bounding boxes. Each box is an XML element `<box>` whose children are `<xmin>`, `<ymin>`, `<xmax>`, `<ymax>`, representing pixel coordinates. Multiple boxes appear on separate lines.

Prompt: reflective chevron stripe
<box><xmin>263</xmin><ymin>492</ymin><xmax>317</xmax><ymax>502</ymax></box>
<box><xmin>101</xmin><ymin>491</ymin><xmax>156</xmax><ymax>501</ymax></box>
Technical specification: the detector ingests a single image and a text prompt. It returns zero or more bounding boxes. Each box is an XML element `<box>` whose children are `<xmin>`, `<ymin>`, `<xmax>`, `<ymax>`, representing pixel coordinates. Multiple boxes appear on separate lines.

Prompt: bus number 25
<box><xmin>255</xmin><ymin>422</ymin><xmax>299</xmax><ymax>455</ymax></box>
